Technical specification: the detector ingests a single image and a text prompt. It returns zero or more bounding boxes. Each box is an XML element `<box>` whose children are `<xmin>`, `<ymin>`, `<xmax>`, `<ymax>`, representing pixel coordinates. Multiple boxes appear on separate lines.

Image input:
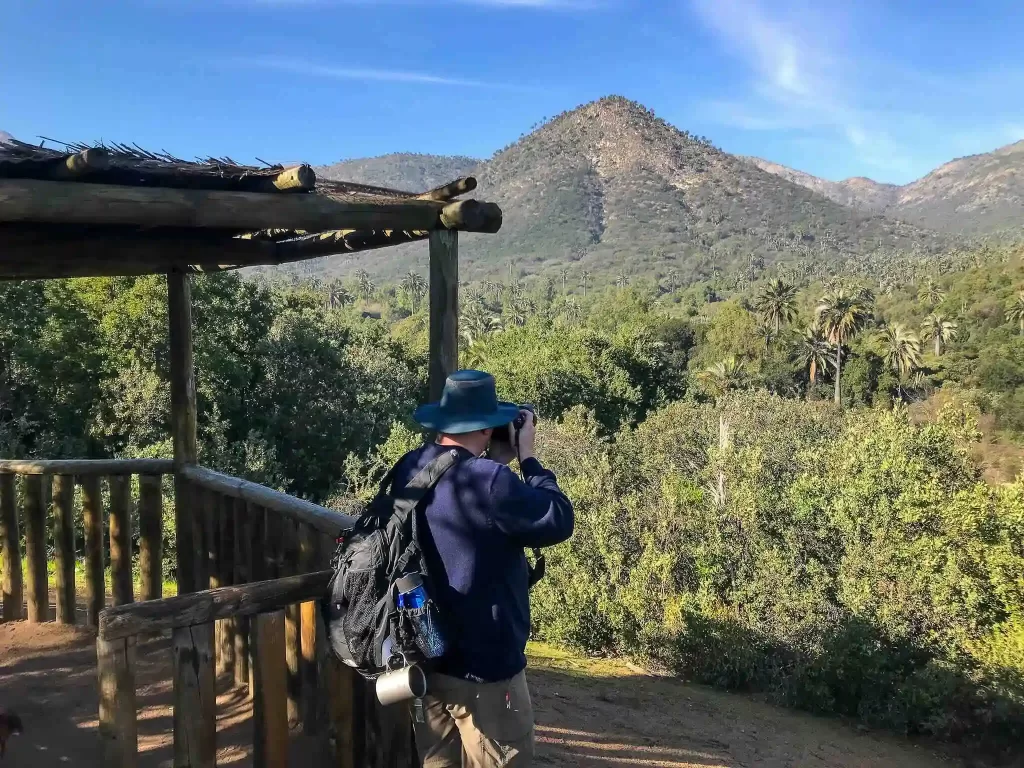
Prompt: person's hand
<box><xmin>488</xmin><ymin>424</ymin><xmax>517</xmax><ymax>465</ymax></box>
<box><xmin>516</xmin><ymin>409</ymin><xmax>537</xmax><ymax>462</ymax></box>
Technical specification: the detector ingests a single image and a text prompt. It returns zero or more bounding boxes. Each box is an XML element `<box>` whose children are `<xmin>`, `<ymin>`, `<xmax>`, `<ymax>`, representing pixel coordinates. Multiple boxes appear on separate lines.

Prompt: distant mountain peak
<box><xmin>0</xmin><ymin>130</ymin><xmax>14</xmax><ymax>144</ymax></box>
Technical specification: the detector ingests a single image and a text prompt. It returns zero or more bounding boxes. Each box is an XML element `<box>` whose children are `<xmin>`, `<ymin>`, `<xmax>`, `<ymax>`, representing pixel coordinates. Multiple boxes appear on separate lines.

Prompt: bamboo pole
<box><xmin>0</xmin><ymin>474</ymin><xmax>23</xmax><ymax>621</ymax></box>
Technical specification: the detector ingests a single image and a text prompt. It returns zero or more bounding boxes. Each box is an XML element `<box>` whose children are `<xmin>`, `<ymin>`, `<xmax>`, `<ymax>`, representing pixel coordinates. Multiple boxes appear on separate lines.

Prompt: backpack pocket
<box><xmin>399</xmin><ymin>600</ymin><xmax>448</xmax><ymax>660</ymax></box>
<box><xmin>336</xmin><ymin>534</ymin><xmax>387</xmax><ymax>669</ymax></box>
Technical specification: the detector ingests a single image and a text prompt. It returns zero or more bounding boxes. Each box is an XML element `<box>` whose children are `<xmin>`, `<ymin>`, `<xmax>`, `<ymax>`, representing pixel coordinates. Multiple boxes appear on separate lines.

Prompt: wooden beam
<box><xmin>0</xmin><ymin>473</ymin><xmax>23</xmax><ymax>621</ymax></box>
<box><xmin>0</xmin><ymin>458</ymin><xmax>172</xmax><ymax>475</ymax></box>
<box><xmin>23</xmin><ymin>474</ymin><xmax>48</xmax><ymax>622</ymax></box>
<box><xmin>50</xmin><ymin>148</ymin><xmax>111</xmax><ymax>179</ymax></box>
<box><xmin>180</xmin><ymin>464</ymin><xmax>352</xmax><ymax>536</ymax></box>
<box><xmin>429</xmin><ymin>230</ymin><xmax>460</xmax><ymax>401</ymax></box>
<box><xmin>417</xmin><ymin>176</ymin><xmax>477</xmax><ymax>202</ymax></box>
<box><xmin>268</xmin><ymin>164</ymin><xmax>316</xmax><ymax>192</ymax></box>
<box><xmin>99</xmin><ymin>569</ymin><xmax>334</xmax><ymax>641</ymax></box>
<box><xmin>169</xmin><ymin>271</ymin><xmax>197</xmax><ymax>595</ymax></box>
<box><xmin>253</xmin><ymin>611</ymin><xmax>289</xmax><ymax>768</ymax></box>
<box><xmin>440</xmin><ymin>200</ymin><xmax>502</xmax><ymax>234</ymax></box>
<box><xmin>82</xmin><ymin>475</ymin><xmax>105</xmax><ymax>627</ymax></box>
<box><xmin>109</xmin><ymin>475</ymin><xmax>134</xmax><ymax>606</ymax></box>
<box><xmin>172</xmin><ymin>623</ymin><xmax>216</xmax><ymax>768</ymax></box>
<box><xmin>97</xmin><ymin>635</ymin><xmax>138</xmax><ymax>768</ymax></box>
<box><xmin>52</xmin><ymin>474</ymin><xmax>76</xmax><ymax>624</ymax></box>
<box><xmin>0</xmin><ymin>178</ymin><xmax>448</xmax><ymax>232</ymax></box>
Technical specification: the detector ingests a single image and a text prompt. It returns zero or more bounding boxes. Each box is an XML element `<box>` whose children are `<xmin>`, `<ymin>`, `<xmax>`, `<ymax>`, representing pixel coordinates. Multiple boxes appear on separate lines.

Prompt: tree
<box><xmin>615</xmin><ymin>272</ymin><xmax>630</xmax><ymax>289</ymax></box>
<box><xmin>400</xmin><ymin>271</ymin><xmax>427</xmax><ymax>309</ymax></box>
<box><xmin>485</xmin><ymin>280</ymin><xmax>504</xmax><ymax>304</ymax></box>
<box><xmin>460</xmin><ymin>298</ymin><xmax>501</xmax><ymax>348</ymax></box>
<box><xmin>917</xmin><ymin>278</ymin><xmax>946</xmax><ymax>308</ymax></box>
<box><xmin>559</xmin><ymin>268</ymin><xmax>570</xmax><ymax>294</ymax></box>
<box><xmin>327</xmin><ymin>281</ymin><xmax>353</xmax><ymax>310</ymax></box>
<box><xmin>664</xmin><ymin>267</ymin><xmax>680</xmax><ymax>293</ymax></box>
<box><xmin>562</xmin><ymin>297</ymin><xmax>583</xmax><ymax>326</ymax></box>
<box><xmin>798</xmin><ymin>323</ymin><xmax>833</xmax><ymax>397</ymax></box>
<box><xmin>754</xmin><ymin>278</ymin><xmax>798</xmax><ymax>333</ymax></box>
<box><xmin>355</xmin><ymin>270</ymin><xmax>375</xmax><ymax>301</ymax></box>
<box><xmin>504</xmin><ymin>297</ymin><xmax>533</xmax><ymax>327</ymax></box>
<box><xmin>816</xmin><ymin>287</ymin><xmax>874</xmax><ymax>406</ymax></box>
<box><xmin>1006</xmin><ymin>290</ymin><xmax>1024</xmax><ymax>335</ymax></box>
<box><xmin>754</xmin><ymin>321</ymin><xmax>778</xmax><ymax>351</ymax></box>
<box><xmin>921</xmin><ymin>313</ymin><xmax>958</xmax><ymax>356</ymax></box>
<box><xmin>880</xmin><ymin>322</ymin><xmax>922</xmax><ymax>380</ymax></box>
<box><xmin>581</xmin><ymin>270</ymin><xmax>592</xmax><ymax>297</ymax></box>
<box><xmin>696</xmin><ymin>357</ymin><xmax>746</xmax><ymax>398</ymax></box>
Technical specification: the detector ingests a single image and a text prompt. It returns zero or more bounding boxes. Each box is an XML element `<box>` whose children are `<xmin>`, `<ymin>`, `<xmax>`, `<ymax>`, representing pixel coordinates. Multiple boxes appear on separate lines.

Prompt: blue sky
<box><xmin>1</xmin><ymin>0</ymin><xmax>1022</xmax><ymax>185</ymax></box>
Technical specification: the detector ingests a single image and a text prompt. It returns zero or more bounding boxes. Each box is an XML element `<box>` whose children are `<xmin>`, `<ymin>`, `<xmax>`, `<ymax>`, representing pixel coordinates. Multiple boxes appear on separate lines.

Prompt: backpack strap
<box><xmin>388</xmin><ymin>448</ymin><xmax>462</xmax><ymax>578</ymax></box>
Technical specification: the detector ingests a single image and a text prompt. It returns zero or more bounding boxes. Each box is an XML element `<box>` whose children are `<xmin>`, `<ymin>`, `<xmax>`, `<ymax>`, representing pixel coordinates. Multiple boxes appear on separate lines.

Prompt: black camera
<box><xmin>491</xmin><ymin>403</ymin><xmax>536</xmax><ymax>444</ymax></box>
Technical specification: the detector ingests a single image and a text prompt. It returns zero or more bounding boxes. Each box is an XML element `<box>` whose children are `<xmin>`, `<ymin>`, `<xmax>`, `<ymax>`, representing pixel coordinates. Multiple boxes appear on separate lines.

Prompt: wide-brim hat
<box><xmin>413</xmin><ymin>370</ymin><xmax>520</xmax><ymax>434</ymax></box>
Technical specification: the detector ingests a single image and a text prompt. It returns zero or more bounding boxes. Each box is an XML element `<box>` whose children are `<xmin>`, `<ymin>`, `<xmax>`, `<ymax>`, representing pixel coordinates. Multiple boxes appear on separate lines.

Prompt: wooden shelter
<box><xmin>0</xmin><ymin>137</ymin><xmax>502</xmax><ymax>767</ymax></box>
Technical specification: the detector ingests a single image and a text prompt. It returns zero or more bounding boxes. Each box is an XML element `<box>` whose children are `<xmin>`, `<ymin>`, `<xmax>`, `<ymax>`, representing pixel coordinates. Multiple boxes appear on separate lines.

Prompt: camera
<box><xmin>491</xmin><ymin>403</ymin><xmax>536</xmax><ymax>445</ymax></box>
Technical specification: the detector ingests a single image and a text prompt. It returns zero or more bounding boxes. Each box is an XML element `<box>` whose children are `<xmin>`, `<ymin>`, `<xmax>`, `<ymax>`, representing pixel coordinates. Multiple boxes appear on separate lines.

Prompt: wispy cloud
<box><xmin>228</xmin><ymin>56</ymin><xmax>536</xmax><ymax>91</ymax></box>
<box><xmin>240</xmin><ymin>0</ymin><xmax>605</xmax><ymax>8</ymax></box>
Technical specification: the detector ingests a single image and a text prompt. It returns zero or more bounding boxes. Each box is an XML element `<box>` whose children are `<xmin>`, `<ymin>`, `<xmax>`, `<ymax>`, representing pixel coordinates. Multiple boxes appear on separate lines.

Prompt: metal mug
<box><xmin>375</xmin><ymin>664</ymin><xmax>428</xmax><ymax>706</ymax></box>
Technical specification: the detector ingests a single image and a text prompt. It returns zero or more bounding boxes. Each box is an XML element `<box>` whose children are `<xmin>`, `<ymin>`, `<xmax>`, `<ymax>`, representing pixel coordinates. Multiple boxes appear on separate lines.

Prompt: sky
<box><xmin>1</xmin><ymin>0</ymin><xmax>1023</xmax><ymax>185</ymax></box>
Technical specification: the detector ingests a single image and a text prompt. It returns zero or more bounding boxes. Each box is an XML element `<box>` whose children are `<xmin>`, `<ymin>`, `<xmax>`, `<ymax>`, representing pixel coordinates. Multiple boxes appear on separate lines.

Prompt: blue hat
<box><xmin>413</xmin><ymin>370</ymin><xmax>520</xmax><ymax>434</ymax></box>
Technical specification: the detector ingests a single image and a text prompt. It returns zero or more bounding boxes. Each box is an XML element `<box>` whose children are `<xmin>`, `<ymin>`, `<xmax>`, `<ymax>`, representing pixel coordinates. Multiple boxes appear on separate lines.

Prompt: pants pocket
<box><xmin>467</xmin><ymin>674</ymin><xmax>535</xmax><ymax>767</ymax></box>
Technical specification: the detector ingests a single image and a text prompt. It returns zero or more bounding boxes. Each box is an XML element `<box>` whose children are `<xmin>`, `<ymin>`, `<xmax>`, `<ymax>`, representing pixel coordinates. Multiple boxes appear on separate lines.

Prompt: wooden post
<box><xmin>82</xmin><ymin>475</ymin><xmax>105</xmax><ymax>627</ymax></box>
<box><xmin>299</xmin><ymin>525</ymin><xmax>322</xmax><ymax>733</ymax></box>
<box><xmin>0</xmin><ymin>473</ymin><xmax>23</xmax><ymax>621</ymax></box>
<box><xmin>218</xmin><ymin>494</ymin><xmax>236</xmax><ymax>680</ymax></box>
<box><xmin>172</xmin><ymin>623</ymin><xmax>216</xmax><ymax>768</ymax></box>
<box><xmin>248</xmin><ymin>503</ymin><xmax>267</xmax><ymax>700</ymax></box>
<box><xmin>53</xmin><ymin>475</ymin><xmax>76</xmax><ymax>624</ymax></box>
<box><xmin>207</xmin><ymin>489</ymin><xmax>222</xmax><ymax>674</ymax></box>
<box><xmin>23</xmin><ymin>474</ymin><xmax>48</xmax><ymax>622</ymax></box>
<box><xmin>253</xmin><ymin>610</ymin><xmax>288</xmax><ymax>768</ymax></box>
<box><xmin>233</xmin><ymin>498</ymin><xmax>250</xmax><ymax>689</ymax></box>
<box><xmin>428</xmin><ymin>229</ymin><xmax>459</xmax><ymax>400</ymax></box>
<box><xmin>169</xmin><ymin>270</ymin><xmax>198</xmax><ymax>595</ymax></box>
<box><xmin>109</xmin><ymin>475</ymin><xmax>134</xmax><ymax>606</ymax></box>
<box><xmin>97</xmin><ymin>635</ymin><xmax>138</xmax><ymax>768</ymax></box>
<box><xmin>138</xmin><ymin>474</ymin><xmax>163</xmax><ymax>601</ymax></box>
<box><xmin>192</xmin><ymin>484</ymin><xmax>210</xmax><ymax>592</ymax></box>
<box><xmin>281</xmin><ymin>518</ymin><xmax>302</xmax><ymax>728</ymax></box>
<box><xmin>264</xmin><ymin>508</ymin><xmax>282</xmax><ymax>580</ymax></box>
<box><xmin>325</xmin><ymin>653</ymin><xmax>363</xmax><ymax>768</ymax></box>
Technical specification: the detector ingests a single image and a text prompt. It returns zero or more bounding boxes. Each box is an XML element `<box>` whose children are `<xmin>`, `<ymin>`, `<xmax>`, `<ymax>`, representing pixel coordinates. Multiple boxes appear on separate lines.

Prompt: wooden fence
<box><xmin>0</xmin><ymin>459</ymin><xmax>174</xmax><ymax>625</ymax></box>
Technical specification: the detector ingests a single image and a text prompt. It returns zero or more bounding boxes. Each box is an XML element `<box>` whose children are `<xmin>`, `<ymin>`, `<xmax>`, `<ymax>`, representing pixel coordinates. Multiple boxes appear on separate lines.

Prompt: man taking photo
<box><xmin>389</xmin><ymin>369</ymin><xmax>575</xmax><ymax>767</ymax></box>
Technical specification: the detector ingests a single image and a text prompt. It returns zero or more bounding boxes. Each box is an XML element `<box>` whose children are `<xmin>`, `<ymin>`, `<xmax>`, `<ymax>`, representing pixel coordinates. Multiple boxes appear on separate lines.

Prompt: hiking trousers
<box><xmin>412</xmin><ymin>670</ymin><xmax>535</xmax><ymax>767</ymax></box>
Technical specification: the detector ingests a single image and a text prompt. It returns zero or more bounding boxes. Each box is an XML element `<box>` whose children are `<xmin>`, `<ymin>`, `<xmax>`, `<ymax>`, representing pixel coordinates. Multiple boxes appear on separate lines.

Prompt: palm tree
<box><xmin>1006</xmin><ymin>290</ymin><xmax>1024</xmax><ymax>335</ymax></box>
<box><xmin>798</xmin><ymin>324</ymin><xmax>834</xmax><ymax>398</ymax></box>
<box><xmin>400</xmin><ymin>271</ymin><xmax>427</xmax><ymax>309</ymax></box>
<box><xmin>504</xmin><ymin>297</ymin><xmax>532</xmax><ymax>327</ymax></box>
<box><xmin>327</xmin><ymin>281</ymin><xmax>353</xmax><ymax>310</ymax></box>
<box><xmin>664</xmin><ymin>267</ymin><xmax>681</xmax><ymax>293</ymax></box>
<box><xmin>581</xmin><ymin>270</ymin><xmax>592</xmax><ymax>297</ymax></box>
<box><xmin>754</xmin><ymin>278</ymin><xmax>798</xmax><ymax>333</ymax></box>
<box><xmin>354</xmin><ymin>270</ymin><xmax>374</xmax><ymax>301</ymax></box>
<box><xmin>484</xmin><ymin>280</ymin><xmax>504</xmax><ymax>304</ymax></box>
<box><xmin>696</xmin><ymin>357</ymin><xmax>746</xmax><ymax>399</ymax></box>
<box><xmin>917</xmin><ymin>279</ymin><xmax>946</xmax><ymax>308</ymax></box>
<box><xmin>559</xmin><ymin>268</ymin><xmax>570</xmax><ymax>294</ymax></box>
<box><xmin>754</xmin><ymin>321</ymin><xmax>778</xmax><ymax>351</ymax></box>
<box><xmin>880</xmin><ymin>323</ymin><xmax>922</xmax><ymax>398</ymax></box>
<box><xmin>816</xmin><ymin>287</ymin><xmax>874</xmax><ymax>405</ymax></box>
<box><xmin>921</xmin><ymin>314</ymin><xmax>958</xmax><ymax>356</ymax></box>
<box><xmin>615</xmin><ymin>272</ymin><xmax>630</xmax><ymax>289</ymax></box>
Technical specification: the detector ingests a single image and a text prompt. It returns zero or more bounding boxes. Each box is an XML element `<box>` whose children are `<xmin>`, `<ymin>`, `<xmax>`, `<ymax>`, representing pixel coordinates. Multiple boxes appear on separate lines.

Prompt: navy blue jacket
<box><xmin>392</xmin><ymin>442</ymin><xmax>575</xmax><ymax>682</ymax></box>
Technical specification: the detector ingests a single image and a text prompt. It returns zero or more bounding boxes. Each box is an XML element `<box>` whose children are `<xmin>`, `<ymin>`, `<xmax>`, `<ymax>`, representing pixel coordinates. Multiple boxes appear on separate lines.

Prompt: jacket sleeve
<box><xmin>488</xmin><ymin>458</ymin><xmax>575</xmax><ymax>548</ymax></box>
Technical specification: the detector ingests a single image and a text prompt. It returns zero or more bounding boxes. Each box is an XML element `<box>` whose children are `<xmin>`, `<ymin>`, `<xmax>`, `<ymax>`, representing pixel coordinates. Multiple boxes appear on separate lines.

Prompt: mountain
<box><xmin>746</xmin><ymin>141</ymin><xmax>1024</xmax><ymax>236</ymax></box>
<box><xmin>316</xmin><ymin>153</ymin><xmax>478</xmax><ymax>193</ymax></box>
<box><xmin>0</xmin><ymin>130</ymin><xmax>13</xmax><ymax>144</ymax></box>
<box><xmin>741</xmin><ymin>157</ymin><xmax>899</xmax><ymax>213</ymax></box>
<box><xmin>290</xmin><ymin>96</ymin><xmax>940</xmax><ymax>284</ymax></box>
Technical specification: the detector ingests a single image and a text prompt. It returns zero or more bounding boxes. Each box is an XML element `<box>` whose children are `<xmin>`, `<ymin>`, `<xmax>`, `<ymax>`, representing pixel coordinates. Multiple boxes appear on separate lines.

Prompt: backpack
<box><xmin>322</xmin><ymin>449</ymin><xmax>460</xmax><ymax>679</ymax></box>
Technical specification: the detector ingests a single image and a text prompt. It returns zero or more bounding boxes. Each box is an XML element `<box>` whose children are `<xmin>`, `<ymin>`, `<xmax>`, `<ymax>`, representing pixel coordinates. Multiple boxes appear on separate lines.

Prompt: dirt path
<box><xmin>1</xmin><ymin>620</ymin><xmax>957</xmax><ymax>768</ymax></box>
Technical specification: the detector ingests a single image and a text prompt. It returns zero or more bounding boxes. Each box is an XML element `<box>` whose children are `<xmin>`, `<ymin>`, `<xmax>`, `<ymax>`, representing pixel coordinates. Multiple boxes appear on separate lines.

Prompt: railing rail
<box><xmin>0</xmin><ymin>458</ymin><xmax>174</xmax><ymax>475</ymax></box>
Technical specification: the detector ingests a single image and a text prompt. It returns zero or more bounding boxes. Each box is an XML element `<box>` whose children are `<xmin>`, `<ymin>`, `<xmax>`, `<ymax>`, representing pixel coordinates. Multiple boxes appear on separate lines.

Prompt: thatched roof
<box><xmin>0</xmin><ymin>138</ymin><xmax>501</xmax><ymax>279</ymax></box>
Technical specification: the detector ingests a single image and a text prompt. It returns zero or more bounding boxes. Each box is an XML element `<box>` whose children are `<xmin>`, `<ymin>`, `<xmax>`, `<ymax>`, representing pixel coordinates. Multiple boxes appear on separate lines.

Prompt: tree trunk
<box><xmin>935</xmin><ymin>336</ymin><xmax>942</xmax><ymax>356</ymax></box>
<box><xmin>834</xmin><ymin>346</ymin><xmax>842</xmax><ymax>406</ymax></box>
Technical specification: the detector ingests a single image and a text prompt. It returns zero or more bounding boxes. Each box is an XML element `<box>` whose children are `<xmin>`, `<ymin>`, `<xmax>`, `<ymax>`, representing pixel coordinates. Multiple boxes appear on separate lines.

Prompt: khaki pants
<box><xmin>412</xmin><ymin>670</ymin><xmax>535</xmax><ymax>767</ymax></box>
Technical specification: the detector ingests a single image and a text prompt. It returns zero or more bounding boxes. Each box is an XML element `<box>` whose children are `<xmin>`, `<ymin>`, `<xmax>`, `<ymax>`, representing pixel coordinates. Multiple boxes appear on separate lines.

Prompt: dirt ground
<box><xmin>0</xmin><ymin>613</ymin><xmax>961</xmax><ymax>768</ymax></box>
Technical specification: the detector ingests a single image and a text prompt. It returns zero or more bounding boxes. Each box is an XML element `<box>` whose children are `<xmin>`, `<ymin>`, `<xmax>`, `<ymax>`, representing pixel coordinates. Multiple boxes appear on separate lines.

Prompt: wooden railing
<box><xmin>0</xmin><ymin>459</ymin><xmax>174</xmax><ymax>626</ymax></box>
<box><xmin>96</xmin><ymin>570</ymin><xmax>356</xmax><ymax>768</ymax></box>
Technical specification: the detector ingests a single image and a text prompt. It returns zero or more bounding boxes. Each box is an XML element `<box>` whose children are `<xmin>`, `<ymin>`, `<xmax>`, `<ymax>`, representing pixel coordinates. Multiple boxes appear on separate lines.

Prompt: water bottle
<box><xmin>396</xmin><ymin>573</ymin><xmax>447</xmax><ymax>659</ymax></box>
